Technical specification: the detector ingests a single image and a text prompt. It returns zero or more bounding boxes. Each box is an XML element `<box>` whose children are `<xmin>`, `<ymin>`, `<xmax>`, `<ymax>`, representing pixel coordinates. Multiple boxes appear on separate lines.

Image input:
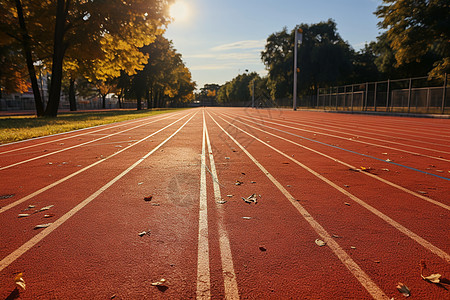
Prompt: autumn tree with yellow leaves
<box><xmin>0</xmin><ymin>0</ymin><xmax>173</xmax><ymax>116</ymax></box>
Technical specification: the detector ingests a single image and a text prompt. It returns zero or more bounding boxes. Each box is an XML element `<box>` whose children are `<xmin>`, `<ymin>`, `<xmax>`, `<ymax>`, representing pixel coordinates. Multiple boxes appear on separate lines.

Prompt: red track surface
<box><xmin>0</xmin><ymin>107</ymin><xmax>449</xmax><ymax>299</ymax></box>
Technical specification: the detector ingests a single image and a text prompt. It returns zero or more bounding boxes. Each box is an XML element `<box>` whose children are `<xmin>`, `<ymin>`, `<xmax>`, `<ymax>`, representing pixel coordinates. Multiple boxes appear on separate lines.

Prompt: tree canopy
<box><xmin>375</xmin><ymin>0</ymin><xmax>450</xmax><ymax>78</ymax></box>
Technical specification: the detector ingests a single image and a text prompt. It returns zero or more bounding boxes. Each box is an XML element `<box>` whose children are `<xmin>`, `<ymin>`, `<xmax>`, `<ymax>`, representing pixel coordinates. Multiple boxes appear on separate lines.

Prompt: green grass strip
<box><xmin>0</xmin><ymin>108</ymin><xmax>190</xmax><ymax>144</ymax></box>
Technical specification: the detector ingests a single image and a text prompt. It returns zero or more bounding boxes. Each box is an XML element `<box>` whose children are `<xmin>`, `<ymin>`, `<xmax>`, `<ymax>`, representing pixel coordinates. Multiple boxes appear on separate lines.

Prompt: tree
<box><xmin>217</xmin><ymin>73</ymin><xmax>259</xmax><ymax>105</ymax></box>
<box><xmin>261</xmin><ymin>20</ymin><xmax>353</xmax><ymax>102</ymax></box>
<box><xmin>375</xmin><ymin>0</ymin><xmax>450</xmax><ymax>78</ymax></box>
<box><xmin>1</xmin><ymin>0</ymin><xmax>172</xmax><ymax>116</ymax></box>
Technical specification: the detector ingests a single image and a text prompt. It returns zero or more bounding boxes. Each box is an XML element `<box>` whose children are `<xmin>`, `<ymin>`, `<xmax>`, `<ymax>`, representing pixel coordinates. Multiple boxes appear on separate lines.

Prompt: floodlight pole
<box><xmin>252</xmin><ymin>79</ymin><xmax>255</xmax><ymax>108</ymax></box>
<box><xmin>293</xmin><ymin>27</ymin><xmax>302</xmax><ymax>111</ymax></box>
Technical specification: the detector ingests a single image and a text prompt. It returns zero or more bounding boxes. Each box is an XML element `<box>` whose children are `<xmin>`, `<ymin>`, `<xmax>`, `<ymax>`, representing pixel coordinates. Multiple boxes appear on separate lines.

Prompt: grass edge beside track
<box><xmin>0</xmin><ymin>108</ymin><xmax>191</xmax><ymax>145</ymax></box>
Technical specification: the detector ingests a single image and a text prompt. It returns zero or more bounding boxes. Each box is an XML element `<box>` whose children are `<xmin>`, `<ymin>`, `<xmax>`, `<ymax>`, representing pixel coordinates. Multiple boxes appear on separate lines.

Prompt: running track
<box><xmin>0</xmin><ymin>107</ymin><xmax>449</xmax><ymax>299</ymax></box>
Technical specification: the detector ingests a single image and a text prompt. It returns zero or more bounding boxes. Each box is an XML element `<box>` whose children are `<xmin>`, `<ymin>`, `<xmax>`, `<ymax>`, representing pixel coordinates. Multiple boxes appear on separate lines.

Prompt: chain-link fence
<box><xmin>316</xmin><ymin>75</ymin><xmax>449</xmax><ymax>114</ymax></box>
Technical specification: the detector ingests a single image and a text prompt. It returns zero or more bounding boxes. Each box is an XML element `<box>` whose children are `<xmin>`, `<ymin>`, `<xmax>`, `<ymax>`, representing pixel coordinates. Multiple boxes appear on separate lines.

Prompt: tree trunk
<box><xmin>45</xmin><ymin>0</ymin><xmax>69</xmax><ymax>117</ymax></box>
<box><xmin>68</xmin><ymin>78</ymin><xmax>77</xmax><ymax>111</ymax></box>
<box><xmin>14</xmin><ymin>0</ymin><xmax>45</xmax><ymax>116</ymax></box>
<box><xmin>146</xmin><ymin>89</ymin><xmax>150</xmax><ymax>109</ymax></box>
<box><xmin>137</xmin><ymin>95</ymin><xmax>142</xmax><ymax>110</ymax></box>
<box><xmin>102</xmin><ymin>94</ymin><xmax>106</xmax><ymax>109</ymax></box>
<box><xmin>117</xmin><ymin>93</ymin><xmax>122</xmax><ymax>109</ymax></box>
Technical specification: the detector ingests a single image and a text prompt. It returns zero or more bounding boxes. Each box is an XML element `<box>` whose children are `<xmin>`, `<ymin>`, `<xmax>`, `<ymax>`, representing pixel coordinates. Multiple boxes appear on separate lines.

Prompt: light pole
<box><xmin>293</xmin><ymin>27</ymin><xmax>303</xmax><ymax>111</ymax></box>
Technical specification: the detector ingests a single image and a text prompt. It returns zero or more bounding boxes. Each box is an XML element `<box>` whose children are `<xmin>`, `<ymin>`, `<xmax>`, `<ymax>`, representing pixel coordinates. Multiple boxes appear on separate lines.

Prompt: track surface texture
<box><xmin>0</xmin><ymin>107</ymin><xmax>449</xmax><ymax>299</ymax></box>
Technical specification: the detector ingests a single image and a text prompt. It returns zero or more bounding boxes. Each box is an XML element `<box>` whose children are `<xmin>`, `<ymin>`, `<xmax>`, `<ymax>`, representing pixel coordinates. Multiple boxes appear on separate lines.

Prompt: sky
<box><xmin>165</xmin><ymin>0</ymin><xmax>383</xmax><ymax>90</ymax></box>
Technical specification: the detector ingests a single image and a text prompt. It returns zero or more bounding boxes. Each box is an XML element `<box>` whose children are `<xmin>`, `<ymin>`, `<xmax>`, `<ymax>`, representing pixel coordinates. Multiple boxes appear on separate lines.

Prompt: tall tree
<box><xmin>375</xmin><ymin>0</ymin><xmax>450</xmax><ymax>78</ymax></box>
<box><xmin>1</xmin><ymin>0</ymin><xmax>172</xmax><ymax>116</ymax></box>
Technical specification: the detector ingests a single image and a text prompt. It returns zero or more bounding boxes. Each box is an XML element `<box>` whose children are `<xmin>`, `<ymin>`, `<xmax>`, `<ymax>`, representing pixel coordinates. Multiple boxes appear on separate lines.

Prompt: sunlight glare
<box><xmin>170</xmin><ymin>1</ymin><xmax>190</xmax><ymax>22</ymax></box>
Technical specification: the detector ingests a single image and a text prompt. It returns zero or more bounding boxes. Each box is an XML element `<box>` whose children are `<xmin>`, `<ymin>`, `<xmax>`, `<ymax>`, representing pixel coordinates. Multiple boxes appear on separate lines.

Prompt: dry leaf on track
<box><xmin>34</xmin><ymin>223</ymin><xmax>52</xmax><ymax>229</ymax></box>
<box><xmin>396</xmin><ymin>282</ymin><xmax>410</xmax><ymax>297</ymax></box>
<box><xmin>151</xmin><ymin>278</ymin><xmax>167</xmax><ymax>286</ymax></box>
<box><xmin>315</xmin><ymin>239</ymin><xmax>326</xmax><ymax>247</ymax></box>
<box><xmin>18</xmin><ymin>214</ymin><xmax>30</xmax><ymax>218</ymax></box>
<box><xmin>14</xmin><ymin>273</ymin><xmax>26</xmax><ymax>290</ymax></box>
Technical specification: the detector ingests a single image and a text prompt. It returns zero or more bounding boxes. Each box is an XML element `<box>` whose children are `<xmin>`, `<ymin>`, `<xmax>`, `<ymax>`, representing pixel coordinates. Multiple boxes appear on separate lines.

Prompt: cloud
<box><xmin>211</xmin><ymin>39</ymin><xmax>266</xmax><ymax>51</ymax></box>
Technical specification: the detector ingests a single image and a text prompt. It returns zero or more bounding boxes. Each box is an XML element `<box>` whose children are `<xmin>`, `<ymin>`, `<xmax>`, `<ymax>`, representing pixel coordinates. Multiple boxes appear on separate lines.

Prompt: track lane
<box><xmin>208</xmin><ymin>110</ymin><xmax>449</xmax><ymax>299</ymax></box>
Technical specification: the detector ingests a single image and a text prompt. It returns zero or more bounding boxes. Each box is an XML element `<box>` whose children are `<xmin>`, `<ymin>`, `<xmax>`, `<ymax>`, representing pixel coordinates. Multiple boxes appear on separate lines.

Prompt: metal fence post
<box><xmin>351</xmin><ymin>84</ymin><xmax>354</xmax><ymax>112</ymax></box>
<box><xmin>426</xmin><ymin>88</ymin><xmax>430</xmax><ymax>113</ymax></box>
<box><xmin>364</xmin><ymin>82</ymin><xmax>368</xmax><ymax>111</ymax></box>
<box><xmin>442</xmin><ymin>73</ymin><xmax>447</xmax><ymax>114</ymax></box>
<box><xmin>374</xmin><ymin>82</ymin><xmax>377</xmax><ymax>112</ymax></box>
<box><xmin>407</xmin><ymin>78</ymin><xmax>412</xmax><ymax>113</ymax></box>
<box><xmin>386</xmin><ymin>79</ymin><xmax>390</xmax><ymax>112</ymax></box>
<box><xmin>316</xmin><ymin>86</ymin><xmax>320</xmax><ymax>108</ymax></box>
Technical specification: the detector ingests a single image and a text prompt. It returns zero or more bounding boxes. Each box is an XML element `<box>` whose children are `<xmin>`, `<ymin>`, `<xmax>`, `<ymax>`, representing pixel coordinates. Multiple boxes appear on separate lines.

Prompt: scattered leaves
<box><xmin>38</xmin><ymin>205</ymin><xmax>54</xmax><ymax>212</ymax></box>
<box><xmin>315</xmin><ymin>239</ymin><xmax>326</xmax><ymax>247</ymax></box>
<box><xmin>151</xmin><ymin>278</ymin><xmax>167</xmax><ymax>286</ymax></box>
<box><xmin>14</xmin><ymin>273</ymin><xmax>26</xmax><ymax>290</ymax></box>
<box><xmin>396</xmin><ymin>282</ymin><xmax>410</xmax><ymax>297</ymax></box>
<box><xmin>34</xmin><ymin>223</ymin><xmax>52</xmax><ymax>230</ymax></box>
<box><xmin>242</xmin><ymin>194</ymin><xmax>259</xmax><ymax>204</ymax></box>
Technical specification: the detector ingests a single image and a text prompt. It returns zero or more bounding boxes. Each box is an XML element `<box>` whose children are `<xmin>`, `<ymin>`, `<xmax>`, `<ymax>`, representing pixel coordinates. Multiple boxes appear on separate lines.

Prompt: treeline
<box><xmin>204</xmin><ymin>0</ymin><xmax>449</xmax><ymax>106</ymax></box>
<box><xmin>0</xmin><ymin>0</ymin><xmax>195</xmax><ymax>117</ymax></box>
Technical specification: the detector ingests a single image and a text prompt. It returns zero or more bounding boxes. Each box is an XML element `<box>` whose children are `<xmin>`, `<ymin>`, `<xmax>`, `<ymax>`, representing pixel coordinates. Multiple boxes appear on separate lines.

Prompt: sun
<box><xmin>169</xmin><ymin>1</ymin><xmax>190</xmax><ymax>22</ymax></box>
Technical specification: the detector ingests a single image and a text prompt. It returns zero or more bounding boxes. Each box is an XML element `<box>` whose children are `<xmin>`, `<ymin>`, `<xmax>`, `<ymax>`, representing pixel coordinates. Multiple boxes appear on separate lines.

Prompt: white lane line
<box><xmin>250</xmin><ymin>114</ymin><xmax>450</xmax><ymax>154</ymax></box>
<box><xmin>208</xmin><ymin>113</ymin><xmax>389</xmax><ymax>300</ymax></box>
<box><xmin>0</xmin><ymin>113</ymin><xmax>191</xmax><ymax>214</ymax></box>
<box><xmin>0</xmin><ymin>111</ymin><xmax>183</xmax><ymax>155</ymax></box>
<box><xmin>231</xmin><ymin>112</ymin><xmax>450</xmax><ymax>162</ymax></box>
<box><xmin>197</xmin><ymin>112</ymin><xmax>210</xmax><ymax>299</ymax></box>
<box><xmin>0</xmin><ymin>112</ymin><xmax>183</xmax><ymax>170</ymax></box>
<box><xmin>278</xmin><ymin>116</ymin><xmax>450</xmax><ymax>149</ymax></box>
<box><xmin>0</xmin><ymin>113</ymin><xmax>197</xmax><ymax>272</ymax></box>
<box><xmin>215</xmin><ymin>114</ymin><xmax>450</xmax><ymax>264</ymax></box>
<box><xmin>204</xmin><ymin>112</ymin><xmax>239</xmax><ymax>300</ymax></box>
<box><xmin>220</xmin><ymin>113</ymin><xmax>450</xmax><ymax>211</ymax></box>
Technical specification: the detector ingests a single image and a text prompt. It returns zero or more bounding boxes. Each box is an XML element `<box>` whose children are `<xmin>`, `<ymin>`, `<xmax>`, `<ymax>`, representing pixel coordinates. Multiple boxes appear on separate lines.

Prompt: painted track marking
<box><xmin>222</xmin><ymin>112</ymin><xmax>450</xmax><ymax>181</ymax></box>
<box><xmin>229</xmin><ymin>112</ymin><xmax>450</xmax><ymax>162</ymax></box>
<box><xmin>219</xmin><ymin>113</ymin><xmax>450</xmax><ymax>210</ymax></box>
<box><xmin>208</xmin><ymin>112</ymin><xmax>390</xmax><ymax>300</ymax></box>
<box><xmin>0</xmin><ymin>112</ymin><xmax>183</xmax><ymax>170</ymax></box>
<box><xmin>197</xmin><ymin>112</ymin><xmax>210</xmax><ymax>299</ymax></box>
<box><xmin>0</xmin><ymin>112</ymin><xmax>182</xmax><ymax>155</ymax></box>
<box><xmin>0</xmin><ymin>113</ymin><xmax>196</xmax><ymax>272</ymax></box>
<box><xmin>0</xmin><ymin>113</ymin><xmax>192</xmax><ymax>214</ymax></box>
<box><xmin>215</xmin><ymin>113</ymin><xmax>450</xmax><ymax>263</ymax></box>
<box><xmin>204</xmin><ymin>111</ymin><xmax>239</xmax><ymax>299</ymax></box>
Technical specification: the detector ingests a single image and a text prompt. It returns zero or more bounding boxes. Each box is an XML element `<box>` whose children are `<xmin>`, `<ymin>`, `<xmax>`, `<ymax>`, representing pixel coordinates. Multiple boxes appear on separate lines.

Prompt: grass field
<box><xmin>0</xmin><ymin>108</ymin><xmax>189</xmax><ymax>144</ymax></box>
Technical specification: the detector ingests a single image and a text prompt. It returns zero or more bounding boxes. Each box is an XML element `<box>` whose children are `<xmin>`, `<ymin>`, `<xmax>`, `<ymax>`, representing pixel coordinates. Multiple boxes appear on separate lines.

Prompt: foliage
<box><xmin>0</xmin><ymin>0</ymin><xmax>173</xmax><ymax>116</ymax></box>
<box><xmin>375</xmin><ymin>0</ymin><xmax>450</xmax><ymax>78</ymax></box>
<box><xmin>261</xmin><ymin>20</ymin><xmax>353</xmax><ymax>101</ymax></box>
<box><xmin>216</xmin><ymin>72</ymin><xmax>259</xmax><ymax>104</ymax></box>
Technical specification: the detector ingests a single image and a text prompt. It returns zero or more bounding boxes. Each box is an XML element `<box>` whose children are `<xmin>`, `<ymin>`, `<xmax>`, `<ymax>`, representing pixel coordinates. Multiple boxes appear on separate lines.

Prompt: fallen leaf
<box><xmin>242</xmin><ymin>217</ymin><xmax>252</xmax><ymax>220</ymax></box>
<box><xmin>151</xmin><ymin>203</ymin><xmax>160</xmax><ymax>206</ymax></box>
<box><xmin>417</xmin><ymin>191</ymin><xmax>428</xmax><ymax>195</ymax></box>
<box><xmin>259</xmin><ymin>246</ymin><xmax>267</xmax><ymax>252</ymax></box>
<box><xmin>350</xmin><ymin>246</ymin><xmax>356</xmax><ymax>249</ymax></box>
<box><xmin>34</xmin><ymin>223</ymin><xmax>52</xmax><ymax>229</ymax></box>
<box><xmin>23</xmin><ymin>205</ymin><xmax>35</xmax><ymax>211</ymax></box>
<box><xmin>344</xmin><ymin>185</ymin><xmax>350</xmax><ymax>188</ymax></box>
<box><xmin>217</xmin><ymin>200</ymin><xmax>227</xmax><ymax>204</ymax></box>
<box><xmin>144</xmin><ymin>195</ymin><xmax>153</xmax><ymax>202</ymax></box>
<box><xmin>43</xmin><ymin>214</ymin><xmax>54</xmax><ymax>218</ymax></box>
<box><xmin>382</xmin><ymin>168</ymin><xmax>390</xmax><ymax>172</ymax></box>
<box><xmin>386</xmin><ymin>159</ymin><xmax>392</xmax><ymax>162</ymax></box>
<box><xmin>138</xmin><ymin>182</ymin><xmax>144</xmax><ymax>185</ymax></box>
<box><xmin>332</xmin><ymin>234</ymin><xmax>342</xmax><ymax>238</ymax></box>
<box><xmin>250</xmin><ymin>181</ymin><xmax>256</xmax><ymax>184</ymax></box>
<box><xmin>18</xmin><ymin>214</ymin><xmax>30</xmax><ymax>218</ymax></box>
<box><xmin>38</xmin><ymin>205</ymin><xmax>54</xmax><ymax>212</ymax></box>
<box><xmin>421</xmin><ymin>273</ymin><xmax>441</xmax><ymax>283</ymax></box>
<box><xmin>344</xmin><ymin>202</ymin><xmax>351</xmax><ymax>206</ymax></box>
<box><xmin>382</xmin><ymin>153</ymin><xmax>388</xmax><ymax>155</ymax></box>
<box><xmin>396</xmin><ymin>282</ymin><xmax>410</xmax><ymax>297</ymax></box>
<box><xmin>315</xmin><ymin>239</ymin><xmax>326</xmax><ymax>247</ymax></box>
<box><xmin>225</xmin><ymin>157</ymin><xmax>230</xmax><ymax>160</ymax></box>
<box><xmin>226</xmin><ymin>195</ymin><xmax>233</xmax><ymax>198</ymax></box>
<box><xmin>14</xmin><ymin>273</ymin><xmax>26</xmax><ymax>290</ymax></box>
<box><xmin>0</xmin><ymin>194</ymin><xmax>14</xmax><ymax>200</ymax></box>
<box><xmin>138</xmin><ymin>231</ymin><xmax>150</xmax><ymax>237</ymax></box>
<box><xmin>235</xmin><ymin>181</ymin><xmax>243</xmax><ymax>186</ymax></box>
<box><xmin>151</xmin><ymin>278</ymin><xmax>166</xmax><ymax>286</ymax></box>
<box><xmin>242</xmin><ymin>194</ymin><xmax>259</xmax><ymax>204</ymax></box>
